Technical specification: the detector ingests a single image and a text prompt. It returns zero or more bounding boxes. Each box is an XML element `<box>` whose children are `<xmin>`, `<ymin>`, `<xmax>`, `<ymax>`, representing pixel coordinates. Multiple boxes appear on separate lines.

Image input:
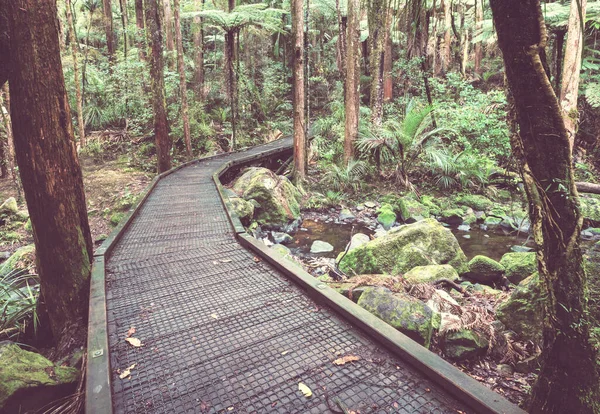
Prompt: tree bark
<box><xmin>441</xmin><ymin>0</ymin><xmax>452</xmax><ymax>73</ymax></box>
<box><xmin>119</xmin><ymin>0</ymin><xmax>129</xmax><ymax>58</ymax></box>
<box><xmin>490</xmin><ymin>1</ymin><xmax>600</xmax><ymax>412</ymax></box>
<box><xmin>553</xmin><ymin>29</ymin><xmax>566</xmax><ymax>95</ymax></box>
<box><xmin>367</xmin><ymin>0</ymin><xmax>390</xmax><ymax>125</ymax></box>
<box><xmin>173</xmin><ymin>0</ymin><xmax>191</xmax><ymax>157</ymax></box>
<box><xmin>103</xmin><ymin>0</ymin><xmax>116</xmax><ymax>59</ymax></box>
<box><xmin>0</xmin><ymin>0</ymin><xmax>93</xmax><ymax>349</ymax></box>
<box><xmin>292</xmin><ymin>0</ymin><xmax>306</xmax><ymax>181</ymax></box>
<box><xmin>344</xmin><ymin>0</ymin><xmax>360</xmax><ymax>164</ymax></box>
<box><xmin>576</xmin><ymin>182</ymin><xmax>600</xmax><ymax>195</ymax></box>
<box><xmin>560</xmin><ymin>0</ymin><xmax>587</xmax><ymax>150</ymax></box>
<box><xmin>163</xmin><ymin>0</ymin><xmax>175</xmax><ymax>69</ymax></box>
<box><xmin>145</xmin><ymin>0</ymin><xmax>172</xmax><ymax>172</ymax></box>
<box><xmin>383</xmin><ymin>34</ymin><xmax>393</xmax><ymax>102</ymax></box>
<box><xmin>135</xmin><ymin>0</ymin><xmax>144</xmax><ymax>29</ymax></box>
<box><xmin>135</xmin><ymin>0</ymin><xmax>146</xmax><ymax>61</ymax></box>
<box><xmin>336</xmin><ymin>0</ymin><xmax>347</xmax><ymax>81</ymax></box>
<box><xmin>1</xmin><ymin>84</ymin><xmax>19</xmax><ymax>196</ymax></box>
<box><xmin>193</xmin><ymin>0</ymin><xmax>205</xmax><ymax>100</ymax></box>
<box><xmin>66</xmin><ymin>0</ymin><xmax>86</xmax><ymax>148</ymax></box>
<box><xmin>474</xmin><ymin>0</ymin><xmax>483</xmax><ymax>74</ymax></box>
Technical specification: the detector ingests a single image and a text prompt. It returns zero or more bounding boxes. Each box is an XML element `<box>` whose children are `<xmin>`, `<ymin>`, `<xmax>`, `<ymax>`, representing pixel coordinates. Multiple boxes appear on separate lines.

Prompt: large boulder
<box><xmin>0</xmin><ymin>197</ymin><xmax>18</xmax><ymax>215</ymax></box>
<box><xmin>403</xmin><ymin>264</ymin><xmax>459</xmax><ymax>284</ymax></box>
<box><xmin>357</xmin><ymin>287</ymin><xmax>435</xmax><ymax>347</ymax></box>
<box><xmin>496</xmin><ymin>273</ymin><xmax>544</xmax><ymax>344</ymax></box>
<box><xmin>232</xmin><ymin>167</ymin><xmax>302</xmax><ymax>229</ymax></box>
<box><xmin>441</xmin><ymin>330</ymin><xmax>489</xmax><ymax>361</ymax></box>
<box><xmin>455</xmin><ymin>194</ymin><xmax>493</xmax><ymax>212</ymax></box>
<box><xmin>464</xmin><ymin>255</ymin><xmax>505</xmax><ymax>284</ymax></box>
<box><xmin>500</xmin><ymin>252</ymin><xmax>537</xmax><ymax>284</ymax></box>
<box><xmin>0</xmin><ymin>343</ymin><xmax>78</xmax><ymax>409</ymax></box>
<box><xmin>229</xmin><ymin>197</ymin><xmax>254</xmax><ymax>222</ymax></box>
<box><xmin>0</xmin><ymin>245</ymin><xmax>36</xmax><ymax>277</ymax></box>
<box><xmin>339</xmin><ymin>219</ymin><xmax>468</xmax><ymax>275</ymax></box>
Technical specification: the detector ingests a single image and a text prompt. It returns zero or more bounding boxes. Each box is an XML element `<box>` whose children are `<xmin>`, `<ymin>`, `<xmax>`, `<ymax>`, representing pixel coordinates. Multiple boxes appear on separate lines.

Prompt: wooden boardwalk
<box><xmin>92</xmin><ymin>139</ymin><xmax>521</xmax><ymax>413</ymax></box>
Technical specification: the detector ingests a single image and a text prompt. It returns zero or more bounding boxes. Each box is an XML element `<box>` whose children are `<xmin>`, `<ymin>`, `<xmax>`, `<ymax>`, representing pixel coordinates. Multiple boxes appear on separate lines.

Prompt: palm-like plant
<box><xmin>357</xmin><ymin>101</ymin><xmax>447</xmax><ymax>188</ymax></box>
<box><xmin>321</xmin><ymin>159</ymin><xmax>370</xmax><ymax>193</ymax></box>
<box><xmin>0</xmin><ymin>270</ymin><xmax>39</xmax><ymax>340</ymax></box>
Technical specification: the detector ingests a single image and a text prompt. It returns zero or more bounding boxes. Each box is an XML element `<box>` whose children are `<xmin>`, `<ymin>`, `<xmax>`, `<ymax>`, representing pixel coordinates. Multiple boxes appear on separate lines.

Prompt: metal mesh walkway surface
<box><xmin>105</xmin><ymin>140</ymin><xmax>470</xmax><ymax>413</ymax></box>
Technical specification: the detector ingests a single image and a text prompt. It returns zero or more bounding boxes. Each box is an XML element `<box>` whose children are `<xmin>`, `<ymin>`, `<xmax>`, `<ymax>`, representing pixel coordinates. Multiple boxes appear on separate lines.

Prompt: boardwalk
<box><xmin>103</xmin><ymin>139</ymin><xmax>474</xmax><ymax>413</ymax></box>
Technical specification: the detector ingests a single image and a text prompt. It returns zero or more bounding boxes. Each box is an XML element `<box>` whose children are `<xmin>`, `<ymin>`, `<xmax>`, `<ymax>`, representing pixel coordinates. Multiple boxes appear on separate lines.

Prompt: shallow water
<box><xmin>451</xmin><ymin>225</ymin><xmax>534</xmax><ymax>261</ymax></box>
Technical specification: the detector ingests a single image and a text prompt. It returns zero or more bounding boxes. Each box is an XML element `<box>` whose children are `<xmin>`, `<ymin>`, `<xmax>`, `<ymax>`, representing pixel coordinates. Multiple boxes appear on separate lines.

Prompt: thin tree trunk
<box><xmin>193</xmin><ymin>0</ymin><xmax>205</xmax><ymax>100</ymax></box>
<box><xmin>163</xmin><ymin>0</ymin><xmax>175</xmax><ymax>69</ymax></box>
<box><xmin>135</xmin><ymin>0</ymin><xmax>146</xmax><ymax>61</ymax></box>
<box><xmin>367</xmin><ymin>0</ymin><xmax>389</xmax><ymax>125</ymax></box>
<box><xmin>82</xmin><ymin>7</ymin><xmax>95</xmax><ymax>109</ymax></box>
<box><xmin>0</xmin><ymin>0</ymin><xmax>93</xmax><ymax>350</ymax></box>
<box><xmin>2</xmin><ymin>85</ymin><xmax>19</xmax><ymax>197</ymax></box>
<box><xmin>135</xmin><ymin>0</ymin><xmax>144</xmax><ymax>28</ymax></box>
<box><xmin>119</xmin><ymin>0</ymin><xmax>129</xmax><ymax>58</ymax></box>
<box><xmin>0</xmin><ymin>89</ymin><xmax>9</xmax><ymax>178</ymax></box>
<box><xmin>66</xmin><ymin>0</ymin><xmax>86</xmax><ymax>148</ymax></box>
<box><xmin>441</xmin><ymin>0</ymin><xmax>452</xmax><ymax>73</ymax></box>
<box><xmin>292</xmin><ymin>0</ymin><xmax>306</xmax><ymax>181</ymax></box>
<box><xmin>474</xmin><ymin>0</ymin><xmax>483</xmax><ymax>74</ymax></box>
<box><xmin>458</xmin><ymin>5</ymin><xmax>468</xmax><ymax>77</ymax></box>
<box><xmin>145</xmin><ymin>0</ymin><xmax>172</xmax><ymax>172</ymax></box>
<box><xmin>103</xmin><ymin>0</ymin><xmax>116</xmax><ymax>59</ymax></box>
<box><xmin>173</xmin><ymin>0</ymin><xmax>192</xmax><ymax>157</ymax></box>
<box><xmin>560</xmin><ymin>0</ymin><xmax>587</xmax><ymax>150</ymax></box>
<box><xmin>490</xmin><ymin>1</ymin><xmax>600</xmax><ymax>412</ymax></box>
<box><xmin>553</xmin><ymin>29</ymin><xmax>566</xmax><ymax>95</ymax></box>
<box><xmin>336</xmin><ymin>0</ymin><xmax>347</xmax><ymax>81</ymax></box>
<box><xmin>344</xmin><ymin>0</ymin><xmax>360</xmax><ymax>164</ymax></box>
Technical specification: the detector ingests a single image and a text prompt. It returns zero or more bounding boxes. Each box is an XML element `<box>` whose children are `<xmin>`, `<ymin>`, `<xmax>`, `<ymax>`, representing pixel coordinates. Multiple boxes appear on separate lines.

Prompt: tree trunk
<box><xmin>553</xmin><ymin>29</ymin><xmax>566</xmax><ymax>95</ymax></box>
<box><xmin>474</xmin><ymin>0</ymin><xmax>483</xmax><ymax>74</ymax></box>
<box><xmin>0</xmin><ymin>88</ymin><xmax>9</xmax><ymax>178</ymax></box>
<box><xmin>576</xmin><ymin>181</ymin><xmax>600</xmax><ymax>195</ymax></box>
<box><xmin>119</xmin><ymin>0</ymin><xmax>129</xmax><ymax>58</ymax></box>
<box><xmin>135</xmin><ymin>0</ymin><xmax>144</xmax><ymax>28</ymax></box>
<box><xmin>145</xmin><ymin>0</ymin><xmax>172</xmax><ymax>172</ymax></box>
<box><xmin>292</xmin><ymin>0</ymin><xmax>306</xmax><ymax>181</ymax></box>
<box><xmin>383</xmin><ymin>34</ymin><xmax>393</xmax><ymax>102</ymax></box>
<box><xmin>490</xmin><ymin>1</ymin><xmax>600</xmax><ymax>413</ymax></box>
<box><xmin>441</xmin><ymin>0</ymin><xmax>452</xmax><ymax>73</ymax></box>
<box><xmin>336</xmin><ymin>0</ymin><xmax>347</xmax><ymax>81</ymax></box>
<box><xmin>344</xmin><ymin>0</ymin><xmax>360</xmax><ymax>164</ymax></box>
<box><xmin>367</xmin><ymin>0</ymin><xmax>389</xmax><ymax>126</ymax></box>
<box><xmin>560</xmin><ymin>0</ymin><xmax>587</xmax><ymax>150</ymax></box>
<box><xmin>193</xmin><ymin>0</ymin><xmax>205</xmax><ymax>100</ymax></box>
<box><xmin>1</xmin><ymin>84</ymin><xmax>19</xmax><ymax>197</ymax></box>
<box><xmin>103</xmin><ymin>0</ymin><xmax>116</xmax><ymax>59</ymax></box>
<box><xmin>173</xmin><ymin>0</ymin><xmax>191</xmax><ymax>157</ymax></box>
<box><xmin>163</xmin><ymin>0</ymin><xmax>175</xmax><ymax>69</ymax></box>
<box><xmin>0</xmin><ymin>0</ymin><xmax>93</xmax><ymax>350</ymax></box>
<box><xmin>66</xmin><ymin>0</ymin><xmax>86</xmax><ymax>148</ymax></box>
<box><xmin>135</xmin><ymin>0</ymin><xmax>146</xmax><ymax>61</ymax></box>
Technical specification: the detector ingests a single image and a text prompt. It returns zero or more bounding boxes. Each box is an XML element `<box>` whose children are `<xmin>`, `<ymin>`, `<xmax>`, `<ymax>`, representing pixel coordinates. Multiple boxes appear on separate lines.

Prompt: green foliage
<box><xmin>426</xmin><ymin>148</ymin><xmax>497</xmax><ymax>190</ymax></box>
<box><xmin>321</xmin><ymin>159</ymin><xmax>370</xmax><ymax>193</ymax></box>
<box><xmin>0</xmin><ymin>271</ymin><xmax>39</xmax><ymax>340</ymax></box>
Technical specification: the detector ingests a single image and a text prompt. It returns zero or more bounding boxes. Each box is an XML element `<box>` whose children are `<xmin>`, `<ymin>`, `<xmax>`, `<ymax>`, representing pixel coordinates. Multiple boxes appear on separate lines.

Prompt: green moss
<box><xmin>442</xmin><ymin>329</ymin><xmax>489</xmax><ymax>361</ymax></box>
<box><xmin>358</xmin><ymin>287</ymin><xmax>435</xmax><ymax>347</ymax></box>
<box><xmin>467</xmin><ymin>255</ymin><xmax>505</xmax><ymax>283</ymax></box>
<box><xmin>0</xmin><ymin>231</ymin><xmax>21</xmax><ymax>244</ymax></box>
<box><xmin>0</xmin><ymin>245</ymin><xmax>35</xmax><ymax>277</ymax></box>
<box><xmin>500</xmin><ymin>252</ymin><xmax>537</xmax><ymax>284</ymax></box>
<box><xmin>496</xmin><ymin>272</ymin><xmax>545</xmax><ymax>343</ymax></box>
<box><xmin>0</xmin><ymin>197</ymin><xmax>18</xmax><ymax>215</ymax></box>
<box><xmin>403</xmin><ymin>264</ymin><xmax>459</xmax><ymax>284</ymax></box>
<box><xmin>403</xmin><ymin>198</ymin><xmax>431</xmax><ymax>219</ymax></box>
<box><xmin>440</xmin><ymin>208</ymin><xmax>464</xmax><ymax>224</ymax></box>
<box><xmin>377</xmin><ymin>204</ymin><xmax>397</xmax><ymax>230</ymax></box>
<box><xmin>109</xmin><ymin>212</ymin><xmax>126</xmax><ymax>226</ymax></box>
<box><xmin>24</xmin><ymin>219</ymin><xmax>32</xmax><ymax>233</ymax></box>
<box><xmin>0</xmin><ymin>343</ymin><xmax>79</xmax><ymax>407</ymax></box>
<box><xmin>455</xmin><ymin>194</ymin><xmax>493</xmax><ymax>211</ymax></box>
<box><xmin>463</xmin><ymin>212</ymin><xmax>477</xmax><ymax>225</ymax></box>
<box><xmin>380</xmin><ymin>195</ymin><xmax>408</xmax><ymax>219</ymax></box>
<box><xmin>419</xmin><ymin>195</ymin><xmax>440</xmax><ymax>215</ymax></box>
<box><xmin>229</xmin><ymin>197</ymin><xmax>254</xmax><ymax>221</ymax></box>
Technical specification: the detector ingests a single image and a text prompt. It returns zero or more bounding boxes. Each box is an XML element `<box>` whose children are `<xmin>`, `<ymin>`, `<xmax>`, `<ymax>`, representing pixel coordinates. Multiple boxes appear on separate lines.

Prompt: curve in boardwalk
<box><xmin>90</xmin><ymin>139</ymin><xmax>520</xmax><ymax>414</ymax></box>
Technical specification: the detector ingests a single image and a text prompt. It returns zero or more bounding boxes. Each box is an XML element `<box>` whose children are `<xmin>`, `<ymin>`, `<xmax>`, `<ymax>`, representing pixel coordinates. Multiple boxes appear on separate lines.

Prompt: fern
<box><xmin>585</xmin><ymin>82</ymin><xmax>600</xmax><ymax>109</ymax></box>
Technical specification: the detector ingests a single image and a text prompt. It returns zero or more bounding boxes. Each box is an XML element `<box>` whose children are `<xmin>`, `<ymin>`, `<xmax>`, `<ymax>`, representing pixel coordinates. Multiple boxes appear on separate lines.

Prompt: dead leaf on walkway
<box><xmin>119</xmin><ymin>363</ymin><xmax>136</xmax><ymax>379</ymax></box>
<box><xmin>253</xmin><ymin>256</ymin><xmax>261</xmax><ymax>263</ymax></box>
<box><xmin>126</xmin><ymin>327</ymin><xmax>136</xmax><ymax>338</ymax></box>
<box><xmin>298</xmin><ymin>382</ymin><xmax>313</xmax><ymax>398</ymax></box>
<box><xmin>125</xmin><ymin>337</ymin><xmax>143</xmax><ymax>347</ymax></box>
<box><xmin>333</xmin><ymin>355</ymin><xmax>360</xmax><ymax>365</ymax></box>
<box><xmin>210</xmin><ymin>313</ymin><xmax>219</xmax><ymax>319</ymax></box>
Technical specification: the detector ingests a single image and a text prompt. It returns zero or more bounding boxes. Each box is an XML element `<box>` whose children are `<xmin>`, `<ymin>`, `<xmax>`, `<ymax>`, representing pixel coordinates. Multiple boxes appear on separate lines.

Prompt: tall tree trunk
<box><xmin>473</xmin><ymin>0</ymin><xmax>483</xmax><ymax>74</ymax></box>
<box><xmin>119</xmin><ymin>0</ymin><xmax>129</xmax><ymax>58</ymax></box>
<box><xmin>490</xmin><ymin>1</ymin><xmax>600</xmax><ymax>413</ymax></box>
<box><xmin>344</xmin><ymin>0</ymin><xmax>360</xmax><ymax>164</ymax></box>
<box><xmin>560</xmin><ymin>0</ymin><xmax>587</xmax><ymax>150</ymax></box>
<box><xmin>224</xmin><ymin>0</ymin><xmax>237</xmax><ymax>150</ymax></box>
<box><xmin>66</xmin><ymin>0</ymin><xmax>86</xmax><ymax>148</ymax></box>
<box><xmin>173</xmin><ymin>0</ymin><xmax>191</xmax><ymax>157</ymax></box>
<box><xmin>193</xmin><ymin>0</ymin><xmax>205</xmax><ymax>100</ymax></box>
<box><xmin>163</xmin><ymin>0</ymin><xmax>175</xmax><ymax>69</ymax></box>
<box><xmin>1</xmin><ymin>85</ymin><xmax>19</xmax><ymax>198</ymax></box>
<box><xmin>441</xmin><ymin>0</ymin><xmax>452</xmax><ymax>73</ymax></box>
<box><xmin>0</xmin><ymin>88</ymin><xmax>9</xmax><ymax>178</ymax></box>
<box><xmin>458</xmin><ymin>5</ymin><xmax>468</xmax><ymax>76</ymax></box>
<box><xmin>0</xmin><ymin>0</ymin><xmax>93</xmax><ymax>350</ymax></box>
<box><xmin>135</xmin><ymin>0</ymin><xmax>144</xmax><ymax>28</ymax></box>
<box><xmin>103</xmin><ymin>0</ymin><xmax>116</xmax><ymax>59</ymax></box>
<box><xmin>145</xmin><ymin>0</ymin><xmax>172</xmax><ymax>172</ymax></box>
<box><xmin>383</xmin><ymin>34</ymin><xmax>393</xmax><ymax>102</ymax></box>
<box><xmin>292</xmin><ymin>0</ymin><xmax>306</xmax><ymax>181</ymax></box>
<box><xmin>367</xmin><ymin>0</ymin><xmax>389</xmax><ymax>125</ymax></box>
<box><xmin>553</xmin><ymin>29</ymin><xmax>566</xmax><ymax>95</ymax></box>
<box><xmin>135</xmin><ymin>0</ymin><xmax>146</xmax><ymax>61</ymax></box>
<box><xmin>336</xmin><ymin>0</ymin><xmax>347</xmax><ymax>81</ymax></box>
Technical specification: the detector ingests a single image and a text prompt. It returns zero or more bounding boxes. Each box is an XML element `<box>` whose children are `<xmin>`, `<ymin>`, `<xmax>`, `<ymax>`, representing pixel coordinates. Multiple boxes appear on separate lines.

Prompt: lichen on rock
<box><xmin>500</xmin><ymin>252</ymin><xmax>537</xmax><ymax>284</ymax></box>
<box><xmin>465</xmin><ymin>255</ymin><xmax>505</xmax><ymax>284</ymax></box>
<box><xmin>403</xmin><ymin>264</ymin><xmax>459</xmax><ymax>284</ymax></box>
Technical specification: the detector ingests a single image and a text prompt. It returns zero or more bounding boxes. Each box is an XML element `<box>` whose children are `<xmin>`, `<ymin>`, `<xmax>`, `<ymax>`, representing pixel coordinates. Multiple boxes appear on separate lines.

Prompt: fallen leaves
<box><xmin>126</xmin><ymin>327</ymin><xmax>136</xmax><ymax>338</ymax></box>
<box><xmin>213</xmin><ymin>259</ymin><xmax>233</xmax><ymax>265</ymax></box>
<box><xmin>210</xmin><ymin>313</ymin><xmax>219</xmax><ymax>319</ymax></box>
<box><xmin>253</xmin><ymin>256</ymin><xmax>261</xmax><ymax>263</ymax></box>
<box><xmin>119</xmin><ymin>363</ymin><xmax>136</xmax><ymax>379</ymax></box>
<box><xmin>125</xmin><ymin>337</ymin><xmax>143</xmax><ymax>347</ymax></box>
<box><xmin>332</xmin><ymin>355</ymin><xmax>360</xmax><ymax>366</ymax></box>
<box><xmin>298</xmin><ymin>382</ymin><xmax>313</xmax><ymax>398</ymax></box>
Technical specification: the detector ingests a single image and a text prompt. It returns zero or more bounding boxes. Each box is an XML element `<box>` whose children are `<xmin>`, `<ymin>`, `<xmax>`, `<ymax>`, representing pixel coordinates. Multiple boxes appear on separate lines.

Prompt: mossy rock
<box><xmin>440</xmin><ymin>208</ymin><xmax>464</xmax><ymax>225</ymax></box>
<box><xmin>380</xmin><ymin>195</ymin><xmax>408</xmax><ymax>219</ymax></box>
<box><xmin>109</xmin><ymin>212</ymin><xmax>126</xmax><ymax>226</ymax></box>
<box><xmin>500</xmin><ymin>252</ymin><xmax>537</xmax><ymax>284</ymax></box>
<box><xmin>484</xmin><ymin>216</ymin><xmax>503</xmax><ymax>229</ymax></box>
<box><xmin>24</xmin><ymin>218</ymin><xmax>32</xmax><ymax>233</ymax></box>
<box><xmin>229</xmin><ymin>197</ymin><xmax>254</xmax><ymax>222</ymax></box>
<box><xmin>0</xmin><ymin>197</ymin><xmax>18</xmax><ymax>215</ymax></box>
<box><xmin>332</xmin><ymin>275</ymin><xmax>402</xmax><ymax>302</ymax></box>
<box><xmin>455</xmin><ymin>194</ymin><xmax>493</xmax><ymax>212</ymax></box>
<box><xmin>403</xmin><ymin>198</ymin><xmax>431</xmax><ymax>221</ymax></box>
<box><xmin>232</xmin><ymin>167</ymin><xmax>301</xmax><ymax>229</ymax></box>
<box><xmin>496</xmin><ymin>272</ymin><xmax>544</xmax><ymax>344</ymax></box>
<box><xmin>0</xmin><ymin>343</ymin><xmax>78</xmax><ymax>409</ymax></box>
<box><xmin>463</xmin><ymin>211</ymin><xmax>478</xmax><ymax>225</ymax></box>
<box><xmin>339</xmin><ymin>219</ymin><xmax>468</xmax><ymax>275</ymax></box>
<box><xmin>0</xmin><ymin>245</ymin><xmax>35</xmax><ymax>277</ymax></box>
<box><xmin>465</xmin><ymin>255</ymin><xmax>505</xmax><ymax>284</ymax></box>
<box><xmin>357</xmin><ymin>287</ymin><xmax>435</xmax><ymax>347</ymax></box>
<box><xmin>419</xmin><ymin>196</ymin><xmax>440</xmax><ymax>216</ymax></box>
<box><xmin>403</xmin><ymin>264</ymin><xmax>459</xmax><ymax>284</ymax></box>
<box><xmin>377</xmin><ymin>204</ymin><xmax>397</xmax><ymax>230</ymax></box>
<box><xmin>441</xmin><ymin>329</ymin><xmax>489</xmax><ymax>361</ymax></box>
